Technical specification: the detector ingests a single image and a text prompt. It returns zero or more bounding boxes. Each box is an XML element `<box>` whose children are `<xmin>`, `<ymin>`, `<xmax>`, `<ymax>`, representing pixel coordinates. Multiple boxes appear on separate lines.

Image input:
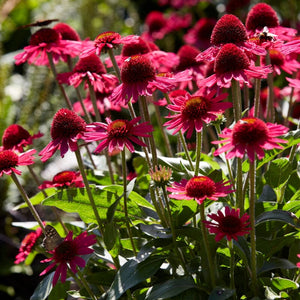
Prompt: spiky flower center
<box><xmin>53</xmin><ymin>23</ymin><xmax>80</xmax><ymax>41</ymax></box>
<box><xmin>73</xmin><ymin>54</ymin><xmax>106</xmax><ymax>74</ymax></box>
<box><xmin>232</xmin><ymin>117</ymin><xmax>269</xmax><ymax>145</ymax></box>
<box><xmin>50</xmin><ymin>109</ymin><xmax>86</xmax><ymax>140</ymax></box>
<box><xmin>214</xmin><ymin>43</ymin><xmax>250</xmax><ymax>74</ymax></box>
<box><xmin>218</xmin><ymin>215</ymin><xmax>243</xmax><ymax>234</ymax></box>
<box><xmin>2</xmin><ymin>124</ymin><xmax>30</xmax><ymax>150</ymax></box>
<box><xmin>121</xmin><ymin>39</ymin><xmax>151</xmax><ymax>57</ymax></box>
<box><xmin>246</xmin><ymin>3</ymin><xmax>279</xmax><ymax>31</ymax></box>
<box><xmin>146</xmin><ymin>11</ymin><xmax>167</xmax><ymax>32</ymax></box>
<box><xmin>53</xmin><ymin>171</ymin><xmax>77</xmax><ymax>184</ymax></box>
<box><xmin>95</xmin><ymin>31</ymin><xmax>121</xmax><ymax>44</ymax></box>
<box><xmin>54</xmin><ymin>241</ymin><xmax>76</xmax><ymax>261</ymax></box>
<box><xmin>185</xmin><ymin>176</ymin><xmax>216</xmax><ymax>199</ymax></box>
<box><xmin>0</xmin><ymin>150</ymin><xmax>18</xmax><ymax>170</ymax></box>
<box><xmin>121</xmin><ymin>55</ymin><xmax>156</xmax><ymax>84</ymax></box>
<box><xmin>195</xmin><ymin>18</ymin><xmax>216</xmax><ymax>40</ymax></box>
<box><xmin>181</xmin><ymin>96</ymin><xmax>209</xmax><ymax>120</ymax></box>
<box><xmin>177</xmin><ymin>45</ymin><xmax>201</xmax><ymax>70</ymax></box>
<box><xmin>107</xmin><ymin>120</ymin><xmax>131</xmax><ymax>138</ymax></box>
<box><xmin>210</xmin><ymin>14</ymin><xmax>248</xmax><ymax>46</ymax></box>
<box><xmin>29</xmin><ymin>28</ymin><xmax>60</xmax><ymax>45</ymax></box>
<box><xmin>267</xmin><ymin>49</ymin><xmax>284</xmax><ymax>67</ymax></box>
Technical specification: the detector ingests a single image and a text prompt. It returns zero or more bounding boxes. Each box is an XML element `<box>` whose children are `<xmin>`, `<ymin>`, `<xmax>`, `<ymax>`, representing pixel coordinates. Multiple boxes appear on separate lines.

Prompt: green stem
<box><xmin>178</xmin><ymin>130</ymin><xmax>194</xmax><ymax>171</ymax></box>
<box><xmin>265</xmin><ymin>51</ymin><xmax>275</xmax><ymax>122</ymax></box>
<box><xmin>121</xmin><ymin>150</ymin><xmax>137</xmax><ymax>256</ymax></box>
<box><xmin>237</xmin><ymin>158</ymin><xmax>244</xmax><ymax>213</ymax></box>
<box><xmin>162</xmin><ymin>186</ymin><xmax>188</xmax><ymax>274</ymax></box>
<box><xmin>108</xmin><ymin>48</ymin><xmax>121</xmax><ymax>83</ymax></box>
<box><xmin>194</xmin><ymin>130</ymin><xmax>202</xmax><ymax>176</ymax></box>
<box><xmin>228</xmin><ymin>240</ymin><xmax>236</xmax><ymax>298</ymax></box>
<box><xmin>253</xmin><ymin>78</ymin><xmax>261</xmax><ymax>118</ymax></box>
<box><xmin>11</xmin><ymin>173</ymin><xmax>46</xmax><ymax>234</ymax></box>
<box><xmin>199</xmin><ymin>203</ymin><xmax>216</xmax><ymax>288</ymax></box>
<box><xmin>139</xmin><ymin>95</ymin><xmax>158</xmax><ymax>167</ymax></box>
<box><xmin>74</xmin><ymin>148</ymin><xmax>103</xmax><ymax>235</ymax></box>
<box><xmin>46</xmin><ymin>52</ymin><xmax>73</xmax><ymax>109</ymax></box>
<box><xmin>68</xmin><ymin>268</ymin><xmax>98</xmax><ymax>300</ymax></box>
<box><xmin>154</xmin><ymin>103</ymin><xmax>173</xmax><ymax>157</ymax></box>
<box><xmin>249</xmin><ymin>161</ymin><xmax>258</xmax><ymax>296</ymax></box>
<box><xmin>231</xmin><ymin>79</ymin><xmax>242</xmax><ymax>122</ymax></box>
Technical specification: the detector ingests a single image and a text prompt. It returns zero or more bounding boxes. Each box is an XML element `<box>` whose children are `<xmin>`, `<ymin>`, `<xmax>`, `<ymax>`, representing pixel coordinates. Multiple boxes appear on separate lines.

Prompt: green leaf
<box><xmin>256</xmin><ymin>210</ymin><xmax>300</xmax><ymax>228</ymax></box>
<box><xmin>257</xmin><ymin>185</ymin><xmax>277</xmax><ymax>202</ymax></box>
<box><xmin>145</xmin><ymin>277</ymin><xmax>197</xmax><ymax>300</ymax></box>
<box><xmin>208</xmin><ymin>287</ymin><xmax>235</xmax><ymax>300</ymax></box>
<box><xmin>14</xmin><ymin>188</ymin><xmax>57</xmax><ymax>209</ymax></box>
<box><xmin>264</xmin><ymin>158</ymin><xmax>292</xmax><ymax>188</ymax></box>
<box><xmin>258</xmin><ymin>257</ymin><xmax>297</xmax><ymax>275</ymax></box>
<box><xmin>271</xmin><ymin>277</ymin><xmax>299</xmax><ymax>291</ymax></box>
<box><xmin>30</xmin><ymin>272</ymin><xmax>54</xmax><ymax>300</ymax></box>
<box><xmin>101</xmin><ymin>256</ymin><xmax>165</xmax><ymax>300</ymax></box>
<box><xmin>42</xmin><ymin>186</ymin><xmax>151</xmax><ymax>224</ymax></box>
<box><xmin>103</xmin><ymin>222</ymin><xmax>120</xmax><ymax>252</ymax></box>
<box><xmin>170</xmin><ymin>199</ymin><xmax>198</xmax><ymax>227</ymax></box>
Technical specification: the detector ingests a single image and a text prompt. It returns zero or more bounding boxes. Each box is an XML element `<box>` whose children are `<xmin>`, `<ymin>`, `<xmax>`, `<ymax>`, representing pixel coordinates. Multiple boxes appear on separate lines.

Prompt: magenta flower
<box><xmin>57</xmin><ymin>54</ymin><xmax>118</xmax><ymax>93</ymax></box>
<box><xmin>39</xmin><ymin>170</ymin><xmax>84</xmax><ymax>189</ymax></box>
<box><xmin>245</xmin><ymin>3</ymin><xmax>297</xmax><ymax>41</ymax></box>
<box><xmin>203</xmin><ymin>206</ymin><xmax>251</xmax><ymax>242</ymax></box>
<box><xmin>110</xmin><ymin>55</ymin><xmax>178</xmax><ymax>105</ymax></box>
<box><xmin>1</xmin><ymin>124</ymin><xmax>42</xmax><ymax>152</ymax></box>
<box><xmin>53</xmin><ymin>23</ymin><xmax>81</xmax><ymax>41</ymax></box>
<box><xmin>15</xmin><ymin>227</ymin><xmax>43</xmax><ymax>264</ymax></box>
<box><xmin>39</xmin><ymin>108</ymin><xmax>86</xmax><ymax>162</ymax></box>
<box><xmin>0</xmin><ymin>149</ymin><xmax>36</xmax><ymax>177</ymax></box>
<box><xmin>14</xmin><ymin>28</ymin><xmax>81</xmax><ymax>66</ymax></box>
<box><xmin>201</xmin><ymin>43</ymin><xmax>272</xmax><ymax>89</ymax></box>
<box><xmin>167</xmin><ymin>176</ymin><xmax>233</xmax><ymax>205</ymax></box>
<box><xmin>297</xmin><ymin>254</ymin><xmax>300</xmax><ymax>268</ymax></box>
<box><xmin>197</xmin><ymin>14</ymin><xmax>266</xmax><ymax>63</ymax></box>
<box><xmin>40</xmin><ymin>231</ymin><xmax>97</xmax><ymax>286</ymax></box>
<box><xmin>83</xmin><ymin>116</ymin><xmax>153</xmax><ymax>154</ymax></box>
<box><xmin>164</xmin><ymin>90</ymin><xmax>231</xmax><ymax>139</ymax></box>
<box><xmin>81</xmin><ymin>31</ymin><xmax>138</xmax><ymax>57</ymax></box>
<box><xmin>213</xmin><ymin>117</ymin><xmax>289</xmax><ymax>162</ymax></box>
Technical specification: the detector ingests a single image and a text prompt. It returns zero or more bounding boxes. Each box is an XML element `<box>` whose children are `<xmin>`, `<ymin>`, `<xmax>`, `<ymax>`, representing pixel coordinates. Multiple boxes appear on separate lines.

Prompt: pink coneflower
<box><xmin>164</xmin><ymin>90</ymin><xmax>231</xmax><ymax>139</ymax></box>
<box><xmin>143</xmin><ymin>11</ymin><xmax>169</xmax><ymax>41</ymax></box>
<box><xmin>261</xmin><ymin>46</ymin><xmax>300</xmax><ymax>76</ymax></box>
<box><xmin>39</xmin><ymin>108</ymin><xmax>86</xmax><ymax>162</ymax></box>
<box><xmin>213</xmin><ymin>117</ymin><xmax>289</xmax><ymax>162</ymax></box>
<box><xmin>57</xmin><ymin>54</ymin><xmax>118</xmax><ymax>93</ymax></box>
<box><xmin>167</xmin><ymin>176</ymin><xmax>233</xmax><ymax>205</ymax></box>
<box><xmin>297</xmin><ymin>254</ymin><xmax>300</xmax><ymax>268</ymax></box>
<box><xmin>245</xmin><ymin>3</ymin><xmax>297</xmax><ymax>41</ymax></box>
<box><xmin>15</xmin><ymin>227</ymin><xmax>43</xmax><ymax>264</ymax></box>
<box><xmin>1</xmin><ymin>124</ymin><xmax>42</xmax><ymax>152</ymax></box>
<box><xmin>197</xmin><ymin>14</ymin><xmax>266</xmax><ymax>63</ymax></box>
<box><xmin>53</xmin><ymin>23</ymin><xmax>80</xmax><ymax>41</ymax></box>
<box><xmin>0</xmin><ymin>149</ymin><xmax>36</xmax><ymax>177</ymax></box>
<box><xmin>40</xmin><ymin>231</ymin><xmax>97</xmax><ymax>286</ymax></box>
<box><xmin>184</xmin><ymin>18</ymin><xmax>217</xmax><ymax>50</ymax></box>
<box><xmin>175</xmin><ymin>45</ymin><xmax>206</xmax><ymax>89</ymax></box>
<box><xmin>203</xmin><ymin>206</ymin><xmax>251</xmax><ymax>242</ymax></box>
<box><xmin>39</xmin><ymin>170</ymin><xmax>84</xmax><ymax>189</ymax></box>
<box><xmin>109</xmin><ymin>55</ymin><xmax>178</xmax><ymax>105</ymax></box>
<box><xmin>14</xmin><ymin>28</ymin><xmax>81</xmax><ymax>66</ymax></box>
<box><xmin>81</xmin><ymin>31</ymin><xmax>138</xmax><ymax>57</ymax></box>
<box><xmin>83</xmin><ymin>116</ymin><xmax>153</xmax><ymax>154</ymax></box>
<box><xmin>201</xmin><ymin>43</ymin><xmax>272</xmax><ymax>89</ymax></box>
<box><xmin>73</xmin><ymin>90</ymin><xmax>123</xmax><ymax>116</ymax></box>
